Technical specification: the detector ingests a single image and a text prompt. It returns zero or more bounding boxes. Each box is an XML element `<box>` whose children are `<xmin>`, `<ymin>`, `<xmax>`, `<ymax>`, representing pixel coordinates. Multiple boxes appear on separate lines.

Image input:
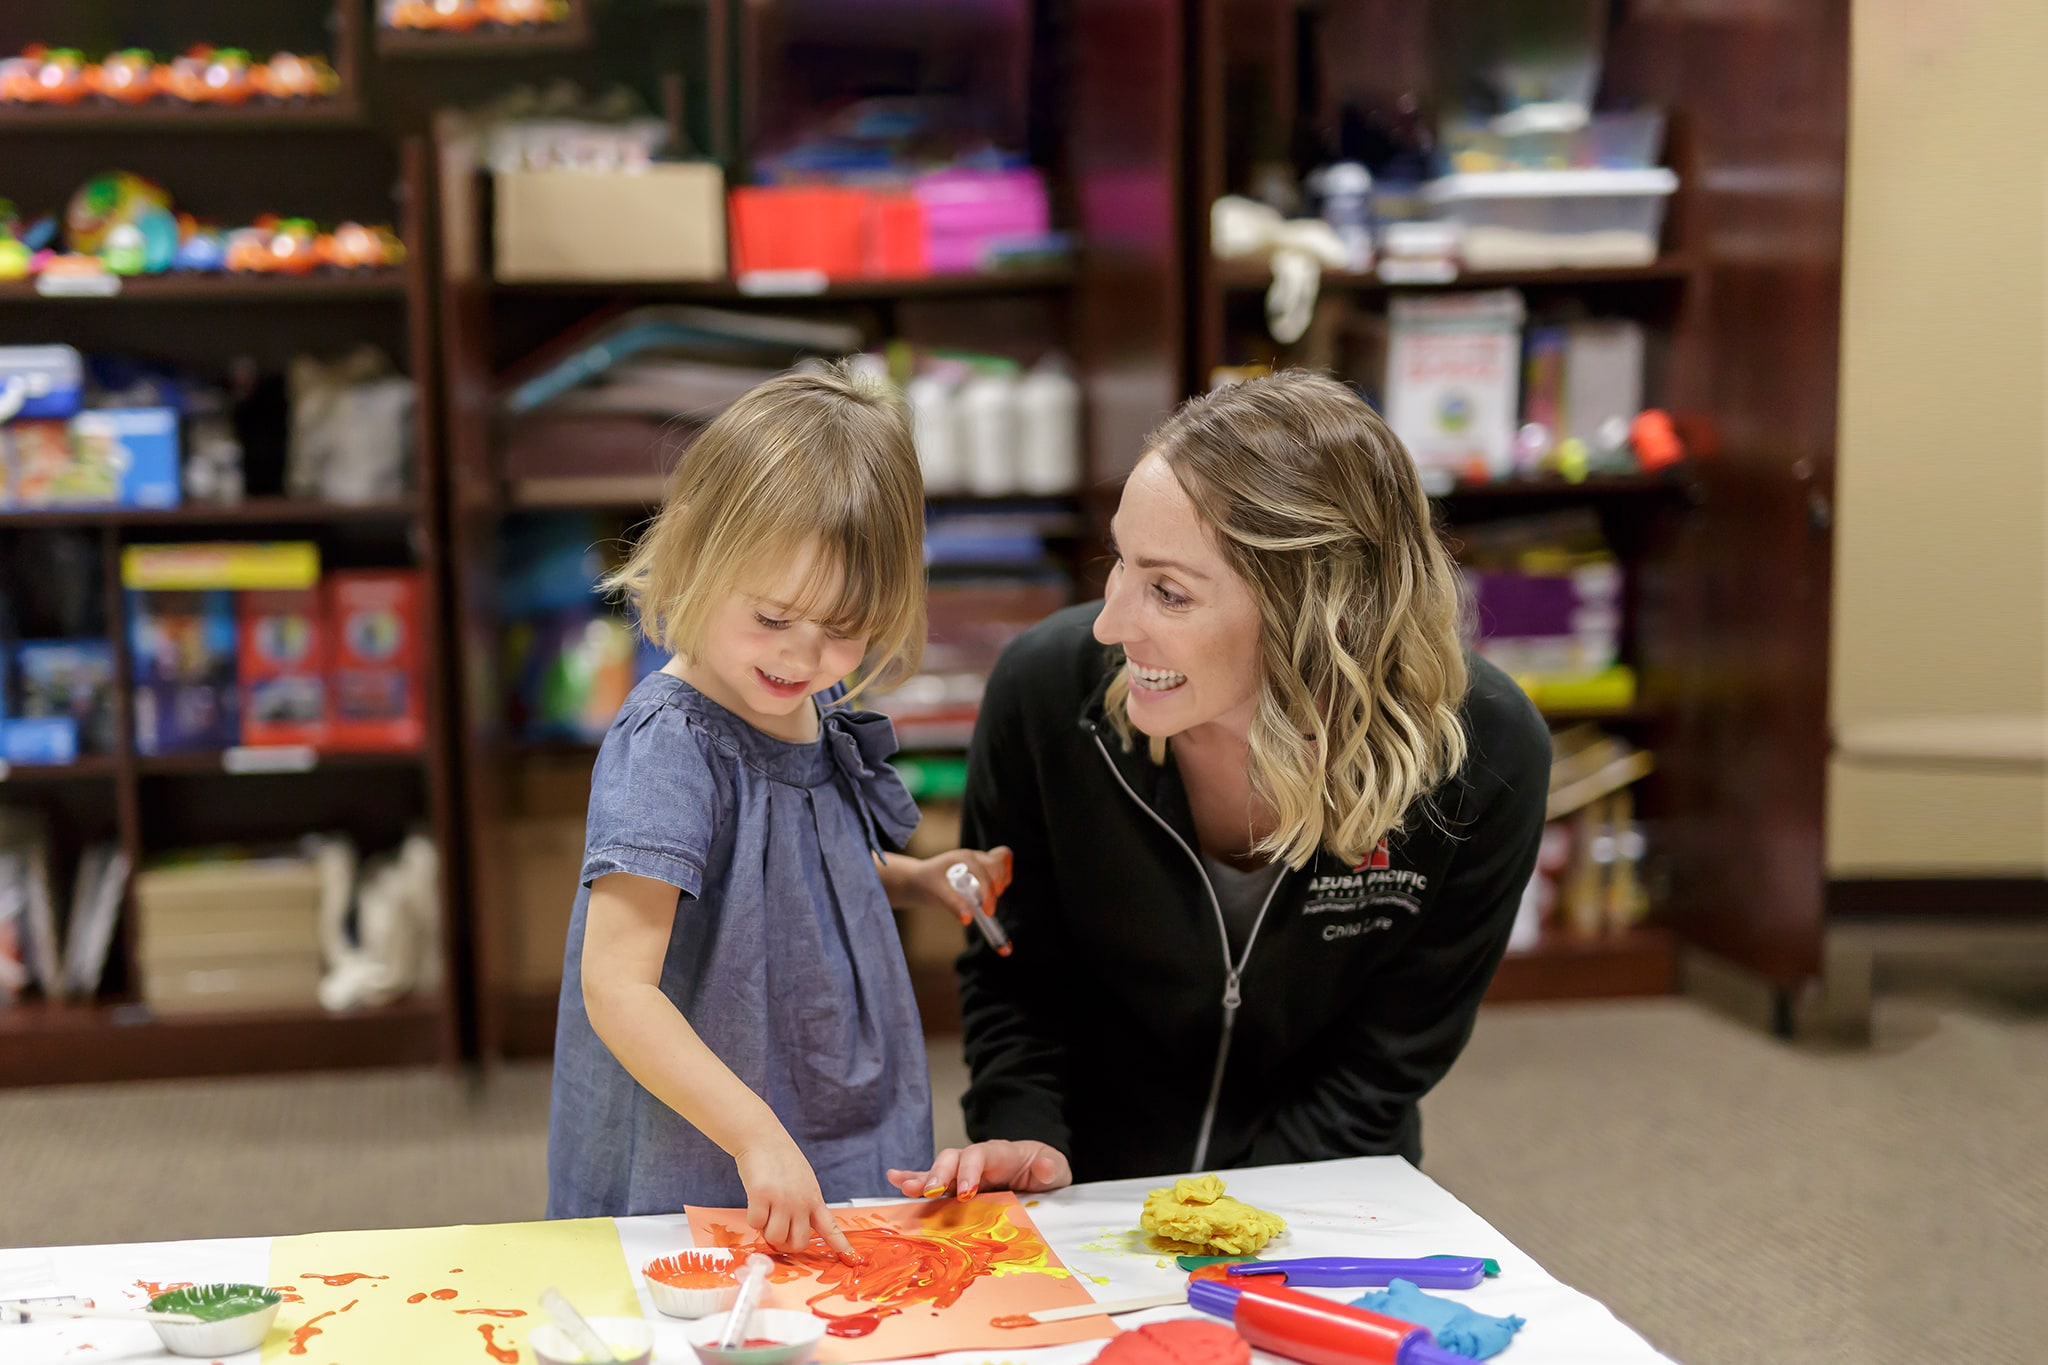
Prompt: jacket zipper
<box><xmin>1088</xmin><ymin>725</ymin><xmax>1288</xmax><ymax>1170</ymax></box>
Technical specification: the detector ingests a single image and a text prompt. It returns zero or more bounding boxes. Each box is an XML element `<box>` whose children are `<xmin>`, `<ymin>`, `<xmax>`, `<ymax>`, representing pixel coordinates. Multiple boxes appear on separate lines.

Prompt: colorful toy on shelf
<box><xmin>1</xmin><ymin>47</ymin><xmax>91</xmax><ymax>105</ymax></box>
<box><xmin>88</xmin><ymin>49</ymin><xmax>157</xmax><ymax>104</ymax></box>
<box><xmin>385</xmin><ymin>0</ymin><xmax>571</xmax><ymax>29</ymax></box>
<box><xmin>252</xmin><ymin>52</ymin><xmax>339</xmax><ymax>102</ymax></box>
<box><xmin>387</xmin><ymin>0</ymin><xmax>487</xmax><ymax>31</ymax></box>
<box><xmin>64</xmin><ymin>170</ymin><xmax>172</xmax><ymax>255</ymax></box>
<box><xmin>0</xmin><ymin>238</ymin><xmax>28</xmax><ymax>280</ymax></box>
<box><xmin>197</xmin><ymin>47</ymin><xmax>255</xmax><ymax>104</ymax></box>
<box><xmin>317</xmin><ymin>222</ymin><xmax>406</xmax><ymax>271</ymax></box>
<box><xmin>173</xmin><ymin>227</ymin><xmax>226</xmax><ymax>273</ymax></box>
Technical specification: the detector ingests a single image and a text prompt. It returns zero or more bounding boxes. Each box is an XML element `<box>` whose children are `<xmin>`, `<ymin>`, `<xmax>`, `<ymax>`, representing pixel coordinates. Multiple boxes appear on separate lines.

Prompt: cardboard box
<box><xmin>239</xmin><ymin>589</ymin><xmax>328</xmax><ymax>747</ymax></box>
<box><xmin>326</xmin><ymin>570</ymin><xmax>425</xmax><ymax>751</ymax></box>
<box><xmin>5</xmin><ymin>408</ymin><xmax>180</xmax><ymax>508</ymax></box>
<box><xmin>505</xmin><ymin>814</ymin><xmax>584</xmax><ymax>993</ymax></box>
<box><xmin>495</xmin><ymin>164</ymin><xmax>727</xmax><ymax>283</ymax></box>
<box><xmin>142</xmin><ymin>958</ymin><xmax>324</xmax><ymax>1014</ymax></box>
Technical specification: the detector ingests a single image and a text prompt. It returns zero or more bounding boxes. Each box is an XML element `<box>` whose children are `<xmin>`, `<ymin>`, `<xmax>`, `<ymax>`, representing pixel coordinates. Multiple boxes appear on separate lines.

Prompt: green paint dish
<box><xmin>147</xmin><ymin>1284</ymin><xmax>284</xmax><ymax>1358</ymax></box>
<box><xmin>149</xmin><ymin>1283</ymin><xmax>282</xmax><ymax>1321</ymax></box>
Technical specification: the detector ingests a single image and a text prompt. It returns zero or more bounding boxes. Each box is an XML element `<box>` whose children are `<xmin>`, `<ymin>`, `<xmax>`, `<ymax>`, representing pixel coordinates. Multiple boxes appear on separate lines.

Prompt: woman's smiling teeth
<box><xmin>1127</xmin><ymin>660</ymin><xmax>1187</xmax><ymax>693</ymax></box>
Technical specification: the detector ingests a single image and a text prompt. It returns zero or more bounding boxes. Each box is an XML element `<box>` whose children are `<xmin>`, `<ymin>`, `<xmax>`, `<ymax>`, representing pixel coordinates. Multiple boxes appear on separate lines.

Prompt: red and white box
<box><xmin>324</xmin><ymin>570</ymin><xmax>425</xmax><ymax>751</ymax></box>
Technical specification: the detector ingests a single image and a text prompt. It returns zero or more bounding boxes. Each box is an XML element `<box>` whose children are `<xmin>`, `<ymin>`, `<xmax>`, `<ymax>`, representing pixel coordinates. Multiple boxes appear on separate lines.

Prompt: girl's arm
<box><xmin>581</xmin><ymin>870</ymin><xmax>859</xmax><ymax>1260</ymax></box>
<box><xmin>875</xmin><ymin>848</ymin><xmax>1012</xmax><ymax>922</ymax></box>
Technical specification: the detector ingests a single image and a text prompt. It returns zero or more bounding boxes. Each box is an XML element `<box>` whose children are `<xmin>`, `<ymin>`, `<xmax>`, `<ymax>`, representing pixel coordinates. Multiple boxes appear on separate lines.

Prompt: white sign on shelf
<box><xmin>221</xmin><ymin>745</ymin><xmax>318</xmax><ymax>774</ymax></box>
<box><xmin>34</xmin><ymin>272</ymin><xmax>122</xmax><ymax>298</ymax></box>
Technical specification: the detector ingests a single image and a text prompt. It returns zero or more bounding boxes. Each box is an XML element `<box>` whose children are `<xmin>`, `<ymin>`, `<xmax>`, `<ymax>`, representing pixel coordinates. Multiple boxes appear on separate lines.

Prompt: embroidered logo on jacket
<box><xmin>1303</xmin><ymin>837</ymin><xmax>1429</xmax><ymax>940</ymax></box>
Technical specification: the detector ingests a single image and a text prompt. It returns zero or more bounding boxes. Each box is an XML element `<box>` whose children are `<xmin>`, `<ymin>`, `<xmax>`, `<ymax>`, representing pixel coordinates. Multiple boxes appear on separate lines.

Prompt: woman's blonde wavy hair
<box><xmin>601</xmin><ymin>361</ymin><xmax>926</xmax><ymax>701</ymax></box>
<box><xmin>1104</xmin><ymin>370</ymin><xmax>1469</xmax><ymax>867</ymax></box>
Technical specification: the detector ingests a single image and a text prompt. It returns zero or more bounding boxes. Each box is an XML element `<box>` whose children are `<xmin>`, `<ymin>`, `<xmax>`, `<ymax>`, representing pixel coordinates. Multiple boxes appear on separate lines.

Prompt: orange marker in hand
<box><xmin>946</xmin><ymin>863</ymin><xmax>1012</xmax><ymax>957</ymax></box>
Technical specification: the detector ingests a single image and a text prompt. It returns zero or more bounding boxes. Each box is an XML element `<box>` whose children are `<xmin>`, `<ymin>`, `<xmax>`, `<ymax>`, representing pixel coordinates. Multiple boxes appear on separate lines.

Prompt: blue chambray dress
<box><xmin>546</xmin><ymin>671</ymin><xmax>934</xmax><ymax>1217</ymax></box>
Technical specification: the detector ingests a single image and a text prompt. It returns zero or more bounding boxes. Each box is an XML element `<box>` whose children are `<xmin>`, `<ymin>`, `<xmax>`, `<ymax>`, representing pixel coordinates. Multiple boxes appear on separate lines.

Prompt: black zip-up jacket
<box><xmin>957</xmin><ymin>603</ymin><xmax>1551</xmax><ymax>1181</ymax></box>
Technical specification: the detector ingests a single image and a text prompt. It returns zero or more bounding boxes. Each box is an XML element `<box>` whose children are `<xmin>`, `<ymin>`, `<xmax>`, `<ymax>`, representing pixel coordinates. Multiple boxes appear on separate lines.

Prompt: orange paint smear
<box><xmin>478</xmin><ymin>1323</ymin><xmax>518</xmax><ymax>1364</ymax></box>
<box><xmin>287</xmin><ymin>1309</ymin><xmax>338</xmax><ymax>1355</ymax></box>
<box><xmin>704</xmin><ymin>1198</ymin><xmax>1060</xmax><ymax>1337</ymax></box>
<box><xmin>455</xmin><ymin>1309</ymin><xmax>528</xmax><ymax>1318</ymax></box>
<box><xmin>407</xmin><ymin>1293</ymin><xmax>428</xmax><ymax>1304</ymax></box>
<box><xmin>991</xmin><ymin>1314</ymin><xmax>1037</xmax><ymax>1329</ymax></box>
<box><xmin>133</xmin><ymin>1280</ymin><xmax>193</xmax><ymax>1300</ymax></box>
<box><xmin>301</xmin><ymin>1273</ymin><xmax>388</xmax><ymax>1286</ymax></box>
<box><xmin>432</xmin><ymin>1288</ymin><xmax>460</xmax><ymax>1301</ymax></box>
<box><xmin>341</xmin><ymin>1299</ymin><xmax>360</xmax><ymax>1313</ymax></box>
<box><xmin>645</xmin><ymin>1251</ymin><xmax>739</xmax><ymax>1289</ymax></box>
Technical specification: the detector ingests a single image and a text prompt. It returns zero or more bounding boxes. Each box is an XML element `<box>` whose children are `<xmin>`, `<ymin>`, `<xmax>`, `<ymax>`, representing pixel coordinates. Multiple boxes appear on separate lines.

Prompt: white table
<box><xmin>1</xmin><ymin>1157</ymin><xmax>1673</xmax><ymax>1364</ymax></box>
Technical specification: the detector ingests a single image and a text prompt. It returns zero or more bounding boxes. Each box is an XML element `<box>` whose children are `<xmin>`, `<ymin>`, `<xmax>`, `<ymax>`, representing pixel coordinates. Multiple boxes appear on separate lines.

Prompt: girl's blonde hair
<box><xmin>1105</xmin><ymin>370</ymin><xmax>1469</xmax><ymax>867</ymax></box>
<box><xmin>603</xmin><ymin>361</ymin><xmax>926</xmax><ymax>699</ymax></box>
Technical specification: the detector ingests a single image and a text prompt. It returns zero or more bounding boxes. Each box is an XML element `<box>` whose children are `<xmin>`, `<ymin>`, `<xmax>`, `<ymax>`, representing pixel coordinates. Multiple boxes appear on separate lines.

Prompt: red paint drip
<box><xmin>432</xmin><ymin>1288</ymin><xmax>459</xmax><ymax>1301</ymax></box>
<box><xmin>455</xmin><ymin>1309</ymin><xmax>528</xmax><ymax>1318</ymax></box>
<box><xmin>478</xmin><ymin>1323</ymin><xmax>519</xmax><ymax>1364</ymax></box>
<box><xmin>287</xmin><ymin>1309</ymin><xmax>338</xmax><ymax>1355</ymax></box>
<box><xmin>300</xmin><ymin>1273</ymin><xmax>388</xmax><ymax>1287</ymax></box>
<box><xmin>407</xmin><ymin>1293</ymin><xmax>428</xmax><ymax>1305</ymax></box>
<box><xmin>825</xmin><ymin>1312</ymin><xmax>887</xmax><ymax>1338</ymax></box>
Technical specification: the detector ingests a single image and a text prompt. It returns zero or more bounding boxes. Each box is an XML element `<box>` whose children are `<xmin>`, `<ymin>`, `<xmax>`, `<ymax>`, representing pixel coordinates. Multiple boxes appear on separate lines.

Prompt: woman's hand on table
<box><xmin>888</xmin><ymin>1140</ymin><xmax>1071</xmax><ymax>1200</ymax></box>
<box><xmin>878</xmin><ymin>846</ymin><xmax>1014</xmax><ymax>924</ymax></box>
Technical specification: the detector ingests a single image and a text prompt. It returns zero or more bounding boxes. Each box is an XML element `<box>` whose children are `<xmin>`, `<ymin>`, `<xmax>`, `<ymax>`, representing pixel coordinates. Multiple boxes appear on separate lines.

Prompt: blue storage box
<box><xmin>71</xmin><ymin>406</ymin><xmax>182</xmax><ymax>508</ymax></box>
<box><xmin>0</xmin><ymin>716</ymin><xmax>81</xmax><ymax>766</ymax></box>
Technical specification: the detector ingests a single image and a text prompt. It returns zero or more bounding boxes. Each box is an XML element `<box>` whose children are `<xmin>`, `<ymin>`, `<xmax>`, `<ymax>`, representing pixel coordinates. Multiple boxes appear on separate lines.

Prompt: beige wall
<box><xmin>1828</xmin><ymin>0</ymin><xmax>2048</xmax><ymax>876</ymax></box>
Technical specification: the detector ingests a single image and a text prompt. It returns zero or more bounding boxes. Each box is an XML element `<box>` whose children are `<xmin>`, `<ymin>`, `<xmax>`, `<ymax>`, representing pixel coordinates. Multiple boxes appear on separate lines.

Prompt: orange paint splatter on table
<box><xmin>341</xmin><ymin>1299</ymin><xmax>360</xmax><ymax>1313</ymax></box>
<box><xmin>287</xmin><ymin>1308</ymin><xmax>338</xmax><ymax>1355</ymax></box>
<box><xmin>455</xmin><ymin>1309</ymin><xmax>528</xmax><ymax>1318</ymax></box>
<box><xmin>703</xmin><ymin>1197</ymin><xmax>1066</xmax><ymax>1337</ymax></box>
<box><xmin>133</xmin><ymin>1280</ymin><xmax>193</xmax><ymax>1300</ymax></box>
<box><xmin>407</xmin><ymin>1293</ymin><xmax>428</xmax><ymax>1304</ymax></box>
<box><xmin>432</xmin><ymin>1288</ymin><xmax>460</xmax><ymax>1301</ymax></box>
<box><xmin>300</xmin><ymin>1273</ymin><xmax>388</xmax><ymax>1287</ymax></box>
<box><xmin>478</xmin><ymin>1322</ymin><xmax>519</xmax><ymax>1363</ymax></box>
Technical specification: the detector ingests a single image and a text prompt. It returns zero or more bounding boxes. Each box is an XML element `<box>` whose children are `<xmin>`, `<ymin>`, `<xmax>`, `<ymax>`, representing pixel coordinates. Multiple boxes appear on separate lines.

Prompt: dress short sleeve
<box><xmin>580</xmin><ymin>699</ymin><xmax>721</xmax><ymax>899</ymax></box>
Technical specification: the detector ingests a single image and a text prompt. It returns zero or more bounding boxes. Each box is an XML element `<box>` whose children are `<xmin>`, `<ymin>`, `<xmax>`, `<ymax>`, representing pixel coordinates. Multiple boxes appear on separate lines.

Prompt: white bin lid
<box><xmin>1426</xmin><ymin>168</ymin><xmax>1679</xmax><ymax>200</ymax></box>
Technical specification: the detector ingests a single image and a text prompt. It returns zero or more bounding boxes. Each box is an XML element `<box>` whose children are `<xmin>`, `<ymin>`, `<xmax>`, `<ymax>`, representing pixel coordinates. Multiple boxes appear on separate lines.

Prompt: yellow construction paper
<box><xmin>264</xmin><ymin>1218</ymin><xmax>639</xmax><ymax>1364</ymax></box>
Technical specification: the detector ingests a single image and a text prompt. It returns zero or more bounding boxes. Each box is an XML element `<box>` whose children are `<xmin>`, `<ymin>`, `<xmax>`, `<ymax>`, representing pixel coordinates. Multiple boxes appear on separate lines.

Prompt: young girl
<box><xmin>547</xmin><ymin>363</ymin><xmax>1009</xmax><ymax>1256</ymax></box>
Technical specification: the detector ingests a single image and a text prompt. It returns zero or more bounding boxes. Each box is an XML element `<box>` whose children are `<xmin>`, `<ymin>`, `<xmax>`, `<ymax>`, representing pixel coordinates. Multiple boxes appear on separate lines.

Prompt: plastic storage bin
<box><xmin>1442</xmin><ymin>109</ymin><xmax>1666</xmax><ymax>172</ymax></box>
<box><xmin>1425</xmin><ymin>168</ymin><xmax>1677</xmax><ymax>270</ymax></box>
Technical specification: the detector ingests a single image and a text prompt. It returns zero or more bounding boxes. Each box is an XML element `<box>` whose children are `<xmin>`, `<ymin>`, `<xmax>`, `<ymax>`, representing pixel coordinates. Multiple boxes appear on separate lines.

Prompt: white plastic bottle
<box><xmin>1016</xmin><ymin>355</ymin><xmax>1082</xmax><ymax>494</ymax></box>
<box><xmin>905</xmin><ymin>369</ymin><xmax>965</xmax><ymax>494</ymax></box>
<box><xmin>958</xmin><ymin>368</ymin><xmax>1020</xmax><ymax>496</ymax></box>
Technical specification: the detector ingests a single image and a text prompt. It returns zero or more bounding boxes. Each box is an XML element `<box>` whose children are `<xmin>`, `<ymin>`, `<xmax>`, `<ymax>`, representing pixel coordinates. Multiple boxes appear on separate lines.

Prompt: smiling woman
<box><xmin>889</xmin><ymin>371</ymin><xmax>1554</xmax><ymax>1198</ymax></box>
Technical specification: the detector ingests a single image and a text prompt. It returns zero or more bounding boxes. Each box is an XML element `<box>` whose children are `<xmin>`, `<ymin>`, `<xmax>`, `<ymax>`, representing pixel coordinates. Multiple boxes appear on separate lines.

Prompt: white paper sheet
<box><xmin>7</xmin><ymin>1158</ymin><xmax>1675</xmax><ymax>1364</ymax></box>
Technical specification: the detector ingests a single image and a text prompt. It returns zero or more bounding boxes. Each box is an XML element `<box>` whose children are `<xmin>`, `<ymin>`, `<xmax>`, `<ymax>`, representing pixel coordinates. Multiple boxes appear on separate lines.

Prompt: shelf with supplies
<box><xmin>491</xmin><ymin>264</ymin><xmax>1079</xmax><ymax>302</ymax></box>
<box><xmin>0</xmin><ymin>995</ymin><xmax>447</xmax><ymax>1087</ymax></box>
<box><xmin>0</xmin><ymin>498</ymin><xmax>419</xmax><ymax>530</ymax></box>
<box><xmin>0</xmin><ymin>139</ymin><xmax>462</xmax><ymax>1085</ymax></box>
<box><xmin>0</xmin><ymin>272</ymin><xmax>406</xmax><ymax>305</ymax></box>
<box><xmin>1486</xmin><ymin>926</ymin><xmax>1677</xmax><ymax>1003</ymax></box>
<box><xmin>1215</xmin><ymin>255</ymin><xmax>1696</xmax><ymax>294</ymax></box>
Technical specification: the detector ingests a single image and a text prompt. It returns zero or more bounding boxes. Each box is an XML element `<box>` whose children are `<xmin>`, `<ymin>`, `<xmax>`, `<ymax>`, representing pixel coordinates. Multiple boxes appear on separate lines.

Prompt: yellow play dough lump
<box><xmin>1139</xmin><ymin>1174</ymin><xmax>1287</xmax><ymax>1254</ymax></box>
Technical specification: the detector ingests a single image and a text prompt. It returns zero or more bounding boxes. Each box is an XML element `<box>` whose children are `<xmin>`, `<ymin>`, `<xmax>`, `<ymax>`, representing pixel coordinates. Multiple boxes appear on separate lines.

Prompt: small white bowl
<box><xmin>531</xmin><ymin>1315</ymin><xmax>655</xmax><ymax>1365</ymax></box>
<box><xmin>644</xmin><ymin>1249</ymin><xmax>741</xmax><ymax>1319</ymax></box>
<box><xmin>685</xmin><ymin>1308</ymin><xmax>828</xmax><ymax>1365</ymax></box>
<box><xmin>147</xmin><ymin>1284</ymin><xmax>283</xmax><ymax>1358</ymax></box>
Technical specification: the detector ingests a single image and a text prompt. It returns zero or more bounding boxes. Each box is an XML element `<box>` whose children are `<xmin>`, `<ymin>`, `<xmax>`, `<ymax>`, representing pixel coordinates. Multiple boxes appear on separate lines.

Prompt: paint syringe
<box><xmin>945</xmin><ymin>863</ymin><xmax>1012</xmax><ymax>956</ymax></box>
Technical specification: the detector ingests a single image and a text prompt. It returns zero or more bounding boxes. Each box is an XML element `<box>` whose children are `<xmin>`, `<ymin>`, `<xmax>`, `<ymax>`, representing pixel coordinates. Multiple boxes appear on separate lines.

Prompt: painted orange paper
<box><xmin>686</xmin><ymin>1192</ymin><xmax>1117</xmax><ymax>1363</ymax></box>
<box><xmin>263</xmin><ymin>1219</ymin><xmax>639</xmax><ymax>1363</ymax></box>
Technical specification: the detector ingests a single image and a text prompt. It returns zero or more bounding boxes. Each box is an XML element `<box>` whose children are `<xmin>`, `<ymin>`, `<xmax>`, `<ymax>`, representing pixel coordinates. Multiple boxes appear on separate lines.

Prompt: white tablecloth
<box><xmin>1</xmin><ymin>1157</ymin><xmax>1674</xmax><ymax>1363</ymax></box>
